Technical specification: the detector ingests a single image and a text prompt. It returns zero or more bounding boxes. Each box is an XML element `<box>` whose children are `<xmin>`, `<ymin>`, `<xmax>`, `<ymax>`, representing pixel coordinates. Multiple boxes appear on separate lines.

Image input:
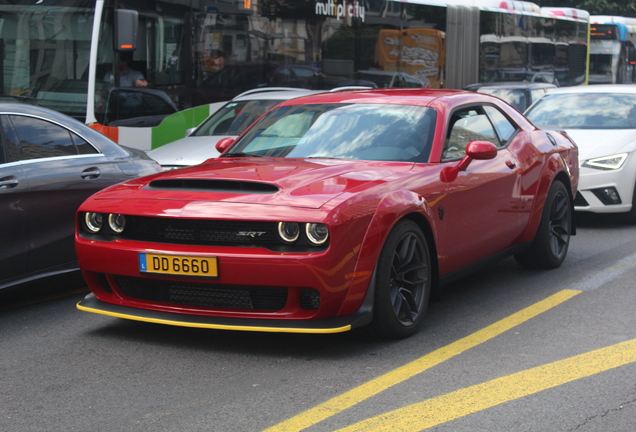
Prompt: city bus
<box><xmin>589</xmin><ymin>15</ymin><xmax>636</xmax><ymax>84</ymax></box>
<box><xmin>0</xmin><ymin>0</ymin><xmax>589</xmax><ymax>152</ymax></box>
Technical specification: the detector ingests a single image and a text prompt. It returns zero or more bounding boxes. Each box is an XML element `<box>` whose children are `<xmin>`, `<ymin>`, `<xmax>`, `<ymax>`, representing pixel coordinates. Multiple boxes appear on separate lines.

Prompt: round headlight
<box><xmin>84</xmin><ymin>212</ymin><xmax>104</xmax><ymax>233</ymax></box>
<box><xmin>305</xmin><ymin>223</ymin><xmax>329</xmax><ymax>245</ymax></box>
<box><xmin>108</xmin><ymin>214</ymin><xmax>126</xmax><ymax>234</ymax></box>
<box><xmin>278</xmin><ymin>222</ymin><xmax>300</xmax><ymax>243</ymax></box>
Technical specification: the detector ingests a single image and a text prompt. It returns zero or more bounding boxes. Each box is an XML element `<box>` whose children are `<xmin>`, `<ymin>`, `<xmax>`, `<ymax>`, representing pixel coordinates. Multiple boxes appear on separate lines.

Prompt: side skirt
<box><xmin>439</xmin><ymin>242</ymin><xmax>530</xmax><ymax>287</ymax></box>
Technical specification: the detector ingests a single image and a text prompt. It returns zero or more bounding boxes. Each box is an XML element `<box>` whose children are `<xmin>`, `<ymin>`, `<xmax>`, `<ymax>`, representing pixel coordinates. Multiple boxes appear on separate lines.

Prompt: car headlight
<box><xmin>582</xmin><ymin>153</ymin><xmax>628</xmax><ymax>170</ymax></box>
<box><xmin>278</xmin><ymin>222</ymin><xmax>300</xmax><ymax>243</ymax></box>
<box><xmin>305</xmin><ymin>223</ymin><xmax>329</xmax><ymax>245</ymax></box>
<box><xmin>108</xmin><ymin>214</ymin><xmax>126</xmax><ymax>234</ymax></box>
<box><xmin>84</xmin><ymin>212</ymin><xmax>104</xmax><ymax>233</ymax></box>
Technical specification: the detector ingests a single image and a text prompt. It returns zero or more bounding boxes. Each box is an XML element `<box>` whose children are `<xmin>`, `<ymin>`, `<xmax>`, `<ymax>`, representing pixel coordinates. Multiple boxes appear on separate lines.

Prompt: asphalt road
<box><xmin>2</xmin><ymin>213</ymin><xmax>636</xmax><ymax>432</ymax></box>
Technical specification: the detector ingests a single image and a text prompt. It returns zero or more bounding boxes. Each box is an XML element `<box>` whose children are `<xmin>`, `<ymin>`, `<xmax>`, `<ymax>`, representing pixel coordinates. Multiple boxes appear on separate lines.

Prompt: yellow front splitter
<box><xmin>77</xmin><ymin>293</ymin><xmax>371</xmax><ymax>334</ymax></box>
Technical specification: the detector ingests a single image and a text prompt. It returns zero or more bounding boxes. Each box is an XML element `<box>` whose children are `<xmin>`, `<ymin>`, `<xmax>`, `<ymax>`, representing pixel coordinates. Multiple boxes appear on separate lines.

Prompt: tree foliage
<box><xmin>534</xmin><ymin>0</ymin><xmax>636</xmax><ymax>16</ymax></box>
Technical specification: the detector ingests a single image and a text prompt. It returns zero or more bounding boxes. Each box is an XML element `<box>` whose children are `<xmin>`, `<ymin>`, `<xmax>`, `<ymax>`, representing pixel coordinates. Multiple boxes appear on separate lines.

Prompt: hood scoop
<box><xmin>146</xmin><ymin>179</ymin><xmax>279</xmax><ymax>194</ymax></box>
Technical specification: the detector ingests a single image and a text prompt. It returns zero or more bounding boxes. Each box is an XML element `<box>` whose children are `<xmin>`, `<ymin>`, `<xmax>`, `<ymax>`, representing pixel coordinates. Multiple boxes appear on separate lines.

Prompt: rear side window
<box><xmin>9</xmin><ymin>115</ymin><xmax>78</xmax><ymax>160</ymax></box>
<box><xmin>72</xmin><ymin>133</ymin><xmax>98</xmax><ymax>155</ymax></box>
<box><xmin>0</xmin><ymin>116</ymin><xmax>22</xmax><ymax>163</ymax></box>
<box><xmin>484</xmin><ymin>106</ymin><xmax>517</xmax><ymax>145</ymax></box>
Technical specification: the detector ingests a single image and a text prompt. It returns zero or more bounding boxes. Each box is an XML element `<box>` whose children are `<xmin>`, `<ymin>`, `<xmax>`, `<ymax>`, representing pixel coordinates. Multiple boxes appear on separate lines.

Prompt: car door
<box><xmin>4</xmin><ymin>114</ymin><xmax>123</xmax><ymax>275</ymax></box>
<box><xmin>437</xmin><ymin>104</ymin><xmax>523</xmax><ymax>275</ymax></box>
<box><xmin>0</xmin><ymin>119</ymin><xmax>28</xmax><ymax>284</ymax></box>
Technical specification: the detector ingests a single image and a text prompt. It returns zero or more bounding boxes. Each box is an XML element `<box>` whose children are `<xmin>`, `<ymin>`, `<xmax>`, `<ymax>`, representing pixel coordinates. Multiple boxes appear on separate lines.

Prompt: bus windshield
<box><xmin>0</xmin><ymin>1</ymin><xmax>95</xmax><ymax>120</ymax></box>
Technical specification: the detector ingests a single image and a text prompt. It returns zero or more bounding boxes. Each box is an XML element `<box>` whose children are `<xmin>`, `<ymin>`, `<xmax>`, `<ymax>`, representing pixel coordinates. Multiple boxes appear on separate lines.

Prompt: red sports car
<box><xmin>75</xmin><ymin>89</ymin><xmax>578</xmax><ymax>339</ymax></box>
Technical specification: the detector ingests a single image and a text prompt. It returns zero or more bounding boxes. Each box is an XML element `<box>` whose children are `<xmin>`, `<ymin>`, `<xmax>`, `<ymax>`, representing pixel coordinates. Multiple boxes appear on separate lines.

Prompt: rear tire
<box><xmin>369</xmin><ymin>220</ymin><xmax>431</xmax><ymax>339</ymax></box>
<box><xmin>515</xmin><ymin>181</ymin><xmax>571</xmax><ymax>269</ymax></box>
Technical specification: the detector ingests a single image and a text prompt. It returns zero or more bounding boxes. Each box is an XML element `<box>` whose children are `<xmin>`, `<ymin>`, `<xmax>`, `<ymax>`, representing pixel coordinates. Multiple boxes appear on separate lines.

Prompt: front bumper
<box><xmin>574</xmin><ymin>163</ymin><xmax>636</xmax><ymax>214</ymax></box>
<box><xmin>77</xmin><ymin>293</ymin><xmax>372</xmax><ymax>333</ymax></box>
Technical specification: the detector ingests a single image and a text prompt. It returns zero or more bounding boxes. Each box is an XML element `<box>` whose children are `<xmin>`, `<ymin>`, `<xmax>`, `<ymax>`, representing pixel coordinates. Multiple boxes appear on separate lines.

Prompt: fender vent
<box><xmin>146</xmin><ymin>179</ymin><xmax>279</xmax><ymax>194</ymax></box>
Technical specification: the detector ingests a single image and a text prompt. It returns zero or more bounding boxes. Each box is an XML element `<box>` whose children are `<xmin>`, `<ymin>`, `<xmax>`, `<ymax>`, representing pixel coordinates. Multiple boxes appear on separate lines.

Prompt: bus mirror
<box><xmin>113</xmin><ymin>9</ymin><xmax>138</xmax><ymax>52</ymax></box>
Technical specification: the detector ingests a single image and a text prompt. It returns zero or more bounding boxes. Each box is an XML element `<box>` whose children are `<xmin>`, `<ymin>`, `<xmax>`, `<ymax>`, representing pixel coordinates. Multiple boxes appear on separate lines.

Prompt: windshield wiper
<box><xmin>221</xmin><ymin>152</ymin><xmax>263</xmax><ymax>158</ymax></box>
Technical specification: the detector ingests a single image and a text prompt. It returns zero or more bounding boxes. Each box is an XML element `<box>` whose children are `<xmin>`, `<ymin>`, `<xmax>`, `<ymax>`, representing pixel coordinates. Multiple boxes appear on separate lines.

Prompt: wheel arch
<box><xmin>336</xmin><ymin>190</ymin><xmax>440</xmax><ymax>317</ymax></box>
<box><xmin>521</xmin><ymin>158</ymin><xmax>575</xmax><ymax>243</ymax></box>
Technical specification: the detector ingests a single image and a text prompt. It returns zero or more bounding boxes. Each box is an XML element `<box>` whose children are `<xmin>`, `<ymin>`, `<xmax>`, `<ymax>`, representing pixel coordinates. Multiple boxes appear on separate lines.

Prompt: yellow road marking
<box><xmin>336</xmin><ymin>338</ymin><xmax>636</xmax><ymax>431</ymax></box>
<box><xmin>264</xmin><ymin>289</ymin><xmax>581</xmax><ymax>432</ymax></box>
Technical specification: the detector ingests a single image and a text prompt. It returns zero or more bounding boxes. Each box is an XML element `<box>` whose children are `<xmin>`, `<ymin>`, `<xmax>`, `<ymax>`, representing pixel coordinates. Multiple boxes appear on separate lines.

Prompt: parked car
<box><xmin>75</xmin><ymin>88</ymin><xmax>578</xmax><ymax>339</ymax></box>
<box><xmin>0</xmin><ymin>103</ymin><xmax>162</xmax><ymax>290</ymax></box>
<box><xmin>148</xmin><ymin>88</ymin><xmax>333</xmax><ymax>169</ymax></box>
<box><xmin>356</xmin><ymin>70</ymin><xmax>426</xmax><ymax>88</ymax></box>
<box><xmin>524</xmin><ymin>84</ymin><xmax>636</xmax><ymax>222</ymax></box>
<box><xmin>270</xmin><ymin>65</ymin><xmax>377</xmax><ymax>89</ymax></box>
<box><xmin>464</xmin><ymin>82</ymin><xmax>557</xmax><ymax>112</ymax></box>
<box><xmin>96</xmin><ymin>87</ymin><xmax>179</xmax><ymax>128</ymax></box>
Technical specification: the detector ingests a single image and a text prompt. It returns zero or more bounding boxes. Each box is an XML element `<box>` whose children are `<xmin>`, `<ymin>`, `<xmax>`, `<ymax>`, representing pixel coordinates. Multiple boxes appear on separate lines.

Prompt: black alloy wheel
<box><xmin>547</xmin><ymin>186</ymin><xmax>571</xmax><ymax>259</ymax></box>
<box><xmin>370</xmin><ymin>220</ymin><xmax>431</xmax><ymax>339</ymax></box>
<box><xmin>515</xmin><ymin>181</ymin><xmax>572</xmax><ymax>269</ymax></box>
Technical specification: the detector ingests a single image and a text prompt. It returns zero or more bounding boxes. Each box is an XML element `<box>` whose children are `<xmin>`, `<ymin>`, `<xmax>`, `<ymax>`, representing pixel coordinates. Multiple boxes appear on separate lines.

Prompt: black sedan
<box><xmin>0</xmin><ymin>102</ymin><xmax>162</xmax><ymax>290</ymax></box>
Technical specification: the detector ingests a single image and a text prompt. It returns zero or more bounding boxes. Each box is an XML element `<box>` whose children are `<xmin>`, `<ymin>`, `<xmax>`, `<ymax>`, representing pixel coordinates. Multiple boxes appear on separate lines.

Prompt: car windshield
<box><xmin>194</xmin><ymin>99</ymin><xmax>281</xmax><ymax>137</ymax></box>
<box><xmin>477</xmin><ymin>88</ymin><xmax>526</xmax><ymax>112</ymax></box>
<box><xmin>226</xmin><ymin>103</ymin><xmax>436</xmax><ymax>162</ymax></box>
<box><xmin>525</xmin><ymin>93</ymin><xmax>636</xmax><ymax>129</ymax></box>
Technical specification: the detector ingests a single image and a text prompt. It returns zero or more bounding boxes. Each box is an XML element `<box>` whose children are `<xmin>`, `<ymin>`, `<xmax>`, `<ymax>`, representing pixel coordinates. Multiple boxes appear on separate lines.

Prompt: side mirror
<box><xmin>215</xmin><ymin>137</ymin><xmax>235</xmax><ymax>154</ymax></box>
<box><xmin>185</xmin><ymin>127</ymin><xmax>196</xmax><ymax>137</ymax></box>
<box><xmin>457</xmin><ymin>140</ymin><xmax>498</xmax><ymax>171</ymax></box>
<box><xmin>113</xmin><ymin>10</ymin><xmax>138</xmax><ymax>52</ymax></box>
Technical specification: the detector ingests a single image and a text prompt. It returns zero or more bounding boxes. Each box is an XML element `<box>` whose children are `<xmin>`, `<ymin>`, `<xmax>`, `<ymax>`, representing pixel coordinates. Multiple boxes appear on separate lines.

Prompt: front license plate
<box><xmin>139</xmin><ymin>253</ymin><xmax>218</xmax><ymax>278</ymax></box>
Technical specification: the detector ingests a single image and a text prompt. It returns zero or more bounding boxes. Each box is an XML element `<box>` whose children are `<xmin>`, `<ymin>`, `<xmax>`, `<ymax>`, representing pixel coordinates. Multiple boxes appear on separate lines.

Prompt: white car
<box><xmin>147</xmin><ymin>88</ymin><xmax>323</xmax><ymax>169</ymax></box>
<box><xmin>525</xmin><ymin>85</ymin><xmax>636</xmax><ymax>221</ymax></box>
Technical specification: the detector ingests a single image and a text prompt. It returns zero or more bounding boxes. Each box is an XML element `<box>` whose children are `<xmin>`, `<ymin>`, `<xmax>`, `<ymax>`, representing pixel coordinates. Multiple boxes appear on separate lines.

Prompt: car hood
<box><xmin>147</xmin><ymin>135</ymin><xmax>229</xmax><ymax>166</ymax></box>
<box><xmin>95</xmin><ymin>158</ymin><xmax>415</xmax><ymax>209</ymax></box>
<box><xmin>564</xmin><ymin>129</ymin><xmax>636</xmax><ymax>160</ymax></box>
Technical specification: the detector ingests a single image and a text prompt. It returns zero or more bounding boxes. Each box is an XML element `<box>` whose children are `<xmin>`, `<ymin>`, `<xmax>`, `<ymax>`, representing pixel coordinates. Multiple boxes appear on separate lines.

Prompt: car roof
<box><xmin>230</xmin><ymin>87</ymin><xmax>324</xmax><ymax>101</ymax></box>
<box><xmin>273</xmin><ymin>88</ymin><xmax>468</xmax><ymax>107</ymax></box>
<box><xmin>544</xmin><ymin>84</ymin><xmax>636</xmax><ymax>95</ymax></box>
<box><xmin>465</xmin><ymin>82</ymin><xmax>557</xmax><ymax>90</ymax></box>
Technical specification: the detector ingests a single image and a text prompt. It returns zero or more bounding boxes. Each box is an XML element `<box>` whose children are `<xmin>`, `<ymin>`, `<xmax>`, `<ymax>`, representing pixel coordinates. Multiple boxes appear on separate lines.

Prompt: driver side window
<box><xmin>443</xmin><ymin>107</ymin><xmax>500</xmax><ymax>160</ymax></box>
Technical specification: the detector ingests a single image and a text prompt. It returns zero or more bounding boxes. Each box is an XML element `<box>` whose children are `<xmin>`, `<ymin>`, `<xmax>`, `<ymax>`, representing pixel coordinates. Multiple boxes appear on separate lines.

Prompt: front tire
<box><xmin>515</xmin><ymin>181</ymin><xmax>572</xmax><ymax>269</ymax></box>
<box><xmin>369</xmin><ymin>220</ymin><xmax>431</xmax><ymax>339</ymax></box>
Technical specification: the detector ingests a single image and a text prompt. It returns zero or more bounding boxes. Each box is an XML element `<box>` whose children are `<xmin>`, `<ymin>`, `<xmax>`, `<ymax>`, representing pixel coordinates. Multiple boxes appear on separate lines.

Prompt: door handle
<box><xmin>0</xmin><ymin>177</ymin><xmax>19</xmax><ymax>189</ymax></box>
<box><xmin>505</xmin><ymin>160</ymin><xmax>516</xmax><ymax>169</ymax></box>
<box><xmin>81</xmin><ymin>167</ymin><xmax>101</xmax><ymax>180</ymax></box>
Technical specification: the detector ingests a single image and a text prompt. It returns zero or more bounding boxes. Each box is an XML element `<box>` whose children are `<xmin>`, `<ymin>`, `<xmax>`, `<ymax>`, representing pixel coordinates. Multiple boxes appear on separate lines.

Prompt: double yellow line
<box><xmin>264</xmin><ymin>289</ymin><xmax>636</xmax><ymax>431</ymax></box>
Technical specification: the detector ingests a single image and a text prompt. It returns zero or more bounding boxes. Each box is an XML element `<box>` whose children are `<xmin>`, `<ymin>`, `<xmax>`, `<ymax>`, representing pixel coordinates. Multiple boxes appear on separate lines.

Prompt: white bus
<box><xmin>589</xmin><ymin>15</ymin><xmax>636</xmax><ymax>84</ymax></box>
<box><xmin>0</xmin><ymin>0</ymin><xmax>589</xmax><ymax>151</ymax></box>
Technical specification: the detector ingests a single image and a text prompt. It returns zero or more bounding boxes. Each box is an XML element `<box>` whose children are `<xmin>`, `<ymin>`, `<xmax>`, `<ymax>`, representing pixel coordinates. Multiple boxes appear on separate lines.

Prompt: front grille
<box><xmin>115</xmin><ymin>276</ymin><xmax>288</xmax><ymax>310</ymax></box>
<box><xmin>300</xmin><ymin>289</ymin><xmax>320</xmax><ymax>310</ymax></box>
<box><xmin>573</xmin><ymin>191</ymin><xmax>589</xmax><ymax>207</ymax></box>
<box><xmin>123</xmin><ymin>216</ymin><xmax>279</xmax><ymax>246</ymax></box>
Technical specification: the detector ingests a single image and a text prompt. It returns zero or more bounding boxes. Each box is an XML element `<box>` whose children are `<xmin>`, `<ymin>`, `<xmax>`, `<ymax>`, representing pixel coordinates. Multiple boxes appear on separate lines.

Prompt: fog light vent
<box><xmin>97</xmin><ymin>273</ymin><xmax>112</xmax><ymax>293</ymax></box>
<box><xmin>300</xmin><ymin>289</ymin><xmax>320</xmax><ymax>310</ymax></box>
<box><xmin>591</xmin><ymin>187</ymin><xmax>622</xmax><ymax>205</ymax></box>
